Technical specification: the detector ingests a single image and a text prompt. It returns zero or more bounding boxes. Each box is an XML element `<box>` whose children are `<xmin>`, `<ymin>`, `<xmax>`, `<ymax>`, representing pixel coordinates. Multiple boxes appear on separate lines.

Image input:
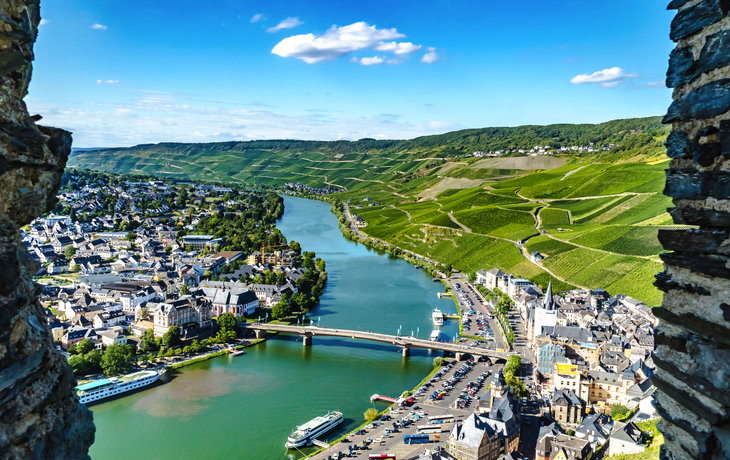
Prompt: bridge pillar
<box><xmin>402</xmin><ymin>347</ymin><xmax>410</xmax><ymax>357</ymax></box>
<box><xmin>455</xmin><ymin>352</ymin><xmax>464</xmax><ymax>361</ymax></box>
<box><xmin>255</xmin><ymin>329</ymin><xmax>266</xmax><ymax>339</ymax></box>
<box><xmin>303</xmin><ymin>335</ymin><xmax>312</xmax><ymax>347</ymax></box>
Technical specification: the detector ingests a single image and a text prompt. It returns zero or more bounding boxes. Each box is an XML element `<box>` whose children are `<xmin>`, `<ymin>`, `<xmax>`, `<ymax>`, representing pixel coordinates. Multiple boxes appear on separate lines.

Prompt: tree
<box><xmin>139</xmin><ymin>307</ymin><xmax>149</xmax><ymax>320</ymax></box>
<box><xmin>101</xmin><ymin>344</ymin><xmax>134</xmax><ymax>376</ymax></box>
<box><xmin>67</xmin><ymin>343</ymin><xmax>79</xmax><ymax>355</ymax></box>
<box><xmin>64</xmin><ymin>245</ymin><xmax>76</xmax><ymax>259</ymax></box>
<box><xmin>271</xmin><ymin>301</ymin><xmax>291</xmax><ymax>320</ymax></box>
<box><xmin>433</xmin><ymin>357</ymin><xmax>445</xmax><ymax>368</ymax></box>
<box><xmin>364</xmin><ymin>408</ymin><xmax>379</xmax><ymax>421</ymax></box>
<box><xmin>217</xmin><ymin>313</ymin><xmax>237</xmax><ymax>333</ymax></box>
<box><xmin>161</xmin><ymin>326</ymin><xmax>181</xmax><ymax>348</ymax></box>
<box><xmin>76</xmin><ymin>339</ymin><xmax>94</xmax><ymax>355</ymax></box>
<box><xmin>203</xmin><ymin>269</ymin><xmax>213</xmax><ymax>279</ymax></box>
<box><xmin>315</xmin><ymin>258</ymin><xmax>326</xmax><ymax>272</ymax></box>
<box><xmin>140</xmin><ymin>328</ymin><xmax>159</xmax><ymax>352</ymax></box>
<box><xmin>180</xmin><ymin>284</ymin><xmax>190</xmax><ymax>295</ymax></box>
<box><xmin>84</xmin><ymin>349</ymin><xmax>103</xmax><ymax>373</ymax></box>
<box><xmin>68</xmin><ymin>354</ymin><xmax>89</xmax><ymax>375</ymax></box>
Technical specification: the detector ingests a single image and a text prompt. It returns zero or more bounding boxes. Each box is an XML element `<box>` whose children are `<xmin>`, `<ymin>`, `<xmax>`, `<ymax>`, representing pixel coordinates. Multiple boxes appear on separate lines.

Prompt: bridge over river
<box><xmin>243</xmin><ymin>323</ymin><xmax>512</xmax><ymax>360</ymax></box>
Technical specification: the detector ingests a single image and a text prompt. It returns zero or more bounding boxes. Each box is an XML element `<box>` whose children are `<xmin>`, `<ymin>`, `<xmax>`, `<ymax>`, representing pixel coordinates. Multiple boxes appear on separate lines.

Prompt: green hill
<box><xmin>68</xmin><ymin>116</ymin><xmax>673</xmax><ymax>304</ymax></box>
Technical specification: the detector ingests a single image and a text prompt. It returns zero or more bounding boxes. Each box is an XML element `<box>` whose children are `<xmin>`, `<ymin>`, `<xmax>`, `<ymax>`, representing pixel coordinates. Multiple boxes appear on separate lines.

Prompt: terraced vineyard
<box><xmin>69</xmin><ymin>116</ymin><xmax>673</xmax><ymax>304</ymax></box>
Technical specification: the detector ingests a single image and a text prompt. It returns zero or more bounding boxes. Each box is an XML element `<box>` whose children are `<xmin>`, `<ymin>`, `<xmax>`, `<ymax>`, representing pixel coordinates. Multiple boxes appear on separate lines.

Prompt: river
<box><xmin>89</xmin><ymin>196</ymin><xmax>458</xmax><ymax>460</ymax></box>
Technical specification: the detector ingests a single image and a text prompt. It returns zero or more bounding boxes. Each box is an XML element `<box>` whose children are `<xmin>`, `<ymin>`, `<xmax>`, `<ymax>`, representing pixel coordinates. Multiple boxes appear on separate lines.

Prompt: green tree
<box><xmin>180</xmin><ymin>284</ymin><xmax>190</xmax><ymax>295</ymax></box>
<box><xmin>67</xmin><ymin>343</ymin><xmax>79</xmax><ymax>355</ymax></box>
<box><xmin>272</xmin><ymin>301</ymin><xmax>291</xmax><ymax>320</ymax></box>
<box><xmin>433</xmin><ymin>357</ymin><xmax>445</xmax><ymax>368</ymax></box>
<box><xmin>68</xmin><ymin>354</ymin><xmax>88</xmax><ymax>375</ymax></box>
<box><xmin>84</xmin><ymin>349</ymin><xmax>103</xmax><ymax>373</ymax></box>
<box><xmin>315</xmin><ymin>258</ymin><xmax>326</xmax><ymax>272</ymax></box>
<box><xmin>217</xmin><ymin>313</ymin><xmax>237</xmax><ymax>333</ymax></box>
<box><xmin>101</xmin><ymin>344</ymin><xmax>134</xmax><ymax>376</ymax></box>
<box><xmin>64</xmin><ymin>245</ymin><xmax>76</xmax><ymax>259</ymax></box>
<box><xmin>161</xmin><ymin>326</ymin><xmax>181</xmax><ymax>348</ymax></box>
<box><xmin>76</xmin><ymin>339</ymin><xmax>94</xmax><ymax>355</ymax></box>
<box><xmin>140</xmin><ymin>328</ymin><xmax>158</xmax><ymax>352</ymax></box>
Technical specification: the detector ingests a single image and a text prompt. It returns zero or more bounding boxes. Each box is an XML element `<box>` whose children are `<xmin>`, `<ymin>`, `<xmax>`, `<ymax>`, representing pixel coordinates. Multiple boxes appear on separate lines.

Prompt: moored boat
<box><xmin>75</xmin><ymin>369</ymin><xmax>165</xmax><ymax>404</ymax></box>
<box><xmin>432</xmin><ymin>309</ymin><xmax>444</xmax><ymax>326</ymax></box>
<box><xmin>285</xmin><ymin>411</ymin><xmax>344</xmax><ymax>448</ymax></box>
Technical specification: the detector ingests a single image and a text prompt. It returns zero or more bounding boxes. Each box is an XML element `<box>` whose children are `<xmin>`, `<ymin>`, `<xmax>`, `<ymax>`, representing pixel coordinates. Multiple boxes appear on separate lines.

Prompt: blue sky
<box><xmin>29</xmin><ymin>0</ymin><xmax>675</xmax><ymax>147</ymax></box>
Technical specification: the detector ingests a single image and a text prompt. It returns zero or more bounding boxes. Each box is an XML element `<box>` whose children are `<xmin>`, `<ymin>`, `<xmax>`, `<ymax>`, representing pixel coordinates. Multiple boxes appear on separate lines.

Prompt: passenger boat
<box><xmin>285</xmin><ymin>411</ymin><xmax>344</xmax><ymax>448</ymax></box>
<box><xmin>75</xmin><ymin>369</ymin><xmax>165</xmax><ymax>404</ymax></box>
<box><xmin>432</xmin><ymin>309</ymin><xmax>444</xmax><ymax>326</ymax></box>
<box><xmin>430</xmin><ymin>330</ymin><xmax>441</xmax><ymax>342</ymax></box>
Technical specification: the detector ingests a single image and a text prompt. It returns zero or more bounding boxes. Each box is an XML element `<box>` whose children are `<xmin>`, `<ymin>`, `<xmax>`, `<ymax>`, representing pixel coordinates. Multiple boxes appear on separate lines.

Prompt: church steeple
<box><xmin>544</xmin><ymin>279</ymin><xmax>555</xmax><ymax>310</ymax></box>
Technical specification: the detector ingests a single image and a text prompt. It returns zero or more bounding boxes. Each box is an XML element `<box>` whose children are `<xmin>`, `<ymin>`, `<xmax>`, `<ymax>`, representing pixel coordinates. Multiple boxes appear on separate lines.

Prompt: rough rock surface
<box><xmin>657</xmin><ymin>1</ymin><xmax>730</xmax><ymax>459</ymax></box>
<box><xmin>0</xmin><ymin>0</ymin><xmax>95</xmax><ymax>459</ymax></box>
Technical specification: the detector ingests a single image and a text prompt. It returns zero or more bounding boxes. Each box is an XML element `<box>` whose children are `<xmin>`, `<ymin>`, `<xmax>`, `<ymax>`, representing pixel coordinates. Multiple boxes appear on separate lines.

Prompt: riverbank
<box><xmin>302</xmin><ymin>361</ymin><xmax>446</xmax><ymax>459</ymax></box>
<box><xmin>89</xmin><ymin>196</ymin><xmax>449</xmax><ymax>460</ymax></box>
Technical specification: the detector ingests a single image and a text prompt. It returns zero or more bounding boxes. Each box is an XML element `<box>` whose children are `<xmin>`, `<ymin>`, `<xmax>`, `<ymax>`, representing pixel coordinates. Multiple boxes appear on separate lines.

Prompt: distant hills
<box><xmin>68</xmin><ymin>116</ymin><xmax>668</xmax><ymax>188</ymax></box>
<box><xmin>68</xmin><ymin>116</ymin><xmax>673</xmax><ymax>305</ymax></box>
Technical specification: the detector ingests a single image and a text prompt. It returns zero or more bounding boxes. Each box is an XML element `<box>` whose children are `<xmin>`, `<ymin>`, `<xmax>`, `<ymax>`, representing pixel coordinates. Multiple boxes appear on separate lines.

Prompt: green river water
<box><xmin>89</xmin><ymin>196</ymin><xmax>458</xmax><ymax>460</ymax></box>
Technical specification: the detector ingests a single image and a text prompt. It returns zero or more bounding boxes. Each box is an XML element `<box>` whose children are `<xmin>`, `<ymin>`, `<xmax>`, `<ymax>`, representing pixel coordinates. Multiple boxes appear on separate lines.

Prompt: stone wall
<box><xmin>0</xmin><ymin>1</ymin><xmax>95</xmax><ymax>459</ymax></box>
<box><xmin>656</xmin><ymin>1</ymin><xmax>730</xmax><ymax>459</ymax></box>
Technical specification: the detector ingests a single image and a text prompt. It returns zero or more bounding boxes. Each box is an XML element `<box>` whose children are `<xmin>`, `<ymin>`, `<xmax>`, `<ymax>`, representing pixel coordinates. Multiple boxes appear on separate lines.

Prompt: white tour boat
<box><xmin>285</xmin><ymin>411</ymin><xmax>344</xmax><ymax>449</ymax></box>
<box><xmin>432</xmin><ymin>309</ymin><xmax>444</xmax><ymax>326</ymax></box>
<box><xmin>75</xmin><ymin>369</ymin><xmax>165</xmax><ymax>404</ymax></box>
<box><xmin>430</xmin><ymin>330</ymin><xmax>441</xmax><ymax>342</ymax></box>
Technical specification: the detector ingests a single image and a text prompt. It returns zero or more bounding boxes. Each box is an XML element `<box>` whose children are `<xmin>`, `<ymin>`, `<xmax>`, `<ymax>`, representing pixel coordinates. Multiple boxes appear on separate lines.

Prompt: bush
<box><xmin>364</xmin><ymin>408</ymin><xmax>379</xmax><ymax>421</ymax></box>
<box><xmin>433</xmin><ymin>357</ymin><xmax>445</xmax><ymax>367</ymax></box>
<box><xmin>611</xmin><ymin>404</ymin><xmax>631</xmax><ymax>421</ymax></box>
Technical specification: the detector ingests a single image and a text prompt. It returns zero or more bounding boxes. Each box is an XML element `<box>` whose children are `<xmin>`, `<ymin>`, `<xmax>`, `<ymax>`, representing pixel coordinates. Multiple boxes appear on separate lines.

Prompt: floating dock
<box><xmin>371</xmin><ymin>394</ymin><xmax>397</xmax><ymax>403</ymax></box>
<box><xmin>437</xmin><ymin>292</ymin><xmax>452</xmax><ymax>298</ymax></box>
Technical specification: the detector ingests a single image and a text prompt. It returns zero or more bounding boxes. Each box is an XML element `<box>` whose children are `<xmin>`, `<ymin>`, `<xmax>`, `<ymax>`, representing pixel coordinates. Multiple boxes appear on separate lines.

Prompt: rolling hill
<box><xmin>68</xmin><ymin>116</ymin><xmax>674</xmax><ymax>304</ymax></box>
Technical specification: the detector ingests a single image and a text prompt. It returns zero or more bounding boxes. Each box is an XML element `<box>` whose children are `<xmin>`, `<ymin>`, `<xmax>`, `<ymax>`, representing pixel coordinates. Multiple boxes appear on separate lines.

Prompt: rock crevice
<box><xmin>0</xmin><ymin>1</ymin><xmax>95</xmax><ymax>459</ymax></box>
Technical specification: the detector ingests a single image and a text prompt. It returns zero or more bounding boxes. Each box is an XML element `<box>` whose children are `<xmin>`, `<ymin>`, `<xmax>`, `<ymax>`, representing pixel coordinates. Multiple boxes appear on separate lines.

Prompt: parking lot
<box><xmin>446</xmin><ymin>279</ymin><xmax>506</xmax><ymax>351</ymax></box>
<box><xmin>307</xmin><ymin>359</ymin><xmax>505</xmax><ymax>460</ymax></box>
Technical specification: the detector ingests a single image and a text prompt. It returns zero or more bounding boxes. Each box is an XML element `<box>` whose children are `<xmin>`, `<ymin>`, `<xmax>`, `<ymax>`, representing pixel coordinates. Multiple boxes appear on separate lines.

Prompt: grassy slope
<box><xmin>69</xmin><ymin>117</ymin><xmax>672</xmax><ymax>304</ymax></box>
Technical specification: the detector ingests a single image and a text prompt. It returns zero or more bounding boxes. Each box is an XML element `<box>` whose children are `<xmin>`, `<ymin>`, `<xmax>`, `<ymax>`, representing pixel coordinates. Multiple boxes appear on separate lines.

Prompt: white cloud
<box><xmin>570</xmin><ymin>67</ymin><xmax>640</xmax><ymax>88</ymax></box>
<box><xmin>92</xmin><ymin>23</ymin><xmax>107</xmax><ymax>30</ymax></box>
<box><xmin>421</xmin><ymin>47</ymin><xmax>438</xmax><ymax>64</ymax></box>
<box><xmin>267</xmin><ymin>17</ymin><xmax>303</xmax><ymax>33</ymax></box>
<box><xmin>97</xmin><ymin>80</ymin><xmax>119</xmax><ymax>84</ymax></box>
<box><xmin>250</xmin><ymin>14</ymin><xmax>264</xmax><ymax>23</ymax></box>
<box><xmin>359</xmin><ymin>56</ymin><xmax>384</xmax><ymax>66</ymax></box>
<box><xmin>39</xmin><ymin>19</ymin><xmax>49</xmax><ymax>26</ymax></box>
<box><xmin>272</xmin><ymin>21</ymin><xmax>421</xmax><ymax>64</ymax></box>
<box><xmin>387</xmin><ymin>59</ymin><xmax>400</xmax><ymax>65</ymax></box>
<box><xmin>646</xmin><ymin>81</ymin><xmax>666</xmax><ymax>88</ymax></box>
<box><xmin>373</xmin><ymin>41</ymin><xmax>421</xmax><ymax>55</ymax></box>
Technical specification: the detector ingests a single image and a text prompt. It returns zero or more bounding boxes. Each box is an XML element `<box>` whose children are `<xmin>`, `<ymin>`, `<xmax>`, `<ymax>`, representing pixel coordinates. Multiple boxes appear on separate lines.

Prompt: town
<box><xmin>28</xmin><ymin>169</ymin><xmax>658</xmax><ymax>460</ymax></box>
<box><xmin>303</xmin><ymin>268</ymin><xmax>657</xmax><ymax>460</ymax></box>
<box><xmin>28</xmin><ymin>170</ymin><xmax>327</xmax><ymax>376</ymax></box>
